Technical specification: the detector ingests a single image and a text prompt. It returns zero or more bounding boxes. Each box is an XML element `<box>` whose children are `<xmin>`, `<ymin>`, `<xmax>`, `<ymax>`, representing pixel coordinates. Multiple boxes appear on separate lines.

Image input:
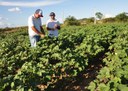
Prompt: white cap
<box><xmin>35</xmin><ymin>9</ymin><xmax>43</xmax><ymax>17</ymax></box>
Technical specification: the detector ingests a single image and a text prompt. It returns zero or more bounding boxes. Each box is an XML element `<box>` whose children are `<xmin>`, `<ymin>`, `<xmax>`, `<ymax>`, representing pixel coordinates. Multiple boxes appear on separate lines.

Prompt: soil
<box><xmin>46</xmin><ymin>60</ymin><xmax>103</xmax><ymax>91</ymax></box>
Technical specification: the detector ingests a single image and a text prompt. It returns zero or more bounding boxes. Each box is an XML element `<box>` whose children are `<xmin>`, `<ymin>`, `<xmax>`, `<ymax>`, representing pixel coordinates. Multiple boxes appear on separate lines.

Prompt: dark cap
<box><xmin>35</xmin><ymin>9</ymin><xmax>43</xmax><ymax>17</ymax></box>
<box><xmin>50</xmin><ymin>12</ymin><xmax>55</xmax><ymax>16</ymax></box>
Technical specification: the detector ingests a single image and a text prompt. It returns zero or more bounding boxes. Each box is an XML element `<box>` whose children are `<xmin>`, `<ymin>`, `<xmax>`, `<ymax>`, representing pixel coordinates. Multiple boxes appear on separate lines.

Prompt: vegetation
<box><xmin>115</xmin><ymin>12</ymin><xmax>128</xmax><ymax>22</ymax></box>
<box><xmin>64</xmin><ymin>16</ymin><xmax>80</xmax><ymax>26</ymax></box>
<box><xmin>79</xmin><ymin>17</ymin><xmax>94</xmax><ymax>25</ymax></box>
<box><xmin>78</xmin><ymin>12</ymin><xmax>128</xmax><ymax>25</ymax></box>
<box><xmin>95</xmin><ymin>12</ymin><xmax>103</xmax><ymax>20</ymax></box>
<box><xmin>102</xmin><ymin>17</ymin><xmax>115</xmax><ymax>23</ymax></box>
<box><xmin>0</xmin><ymin>23</ymin><xmax>128</xmax><ymax>90</ymax></box>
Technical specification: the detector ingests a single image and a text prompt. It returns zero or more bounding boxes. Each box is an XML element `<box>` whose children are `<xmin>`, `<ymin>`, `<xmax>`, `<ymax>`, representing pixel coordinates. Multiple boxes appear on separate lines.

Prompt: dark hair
<box><xmin>50</xmin><ymin>12</ymin><xmax>55</xmax><ymax>16</ymax></box>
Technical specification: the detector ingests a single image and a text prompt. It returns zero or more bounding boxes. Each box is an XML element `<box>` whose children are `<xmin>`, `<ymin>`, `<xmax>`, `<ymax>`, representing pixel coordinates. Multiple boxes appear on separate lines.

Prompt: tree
<box><xmin>64</xmin><ymin>16</ymin><xmax>80</xmax><ymax>26</ymax></box>
<box><xmin>95</xmin><ymin>12</ymin><xmax>103</xmax><ymax>20</ymax></box>
<box><xmin>94</xmin><ymin>12</ymin><xmax>103</xmax><ymax>24</ymax></box>
<box><xmin>115</xmin><ymin>12</ymin><xmax>128</xmax><ymax>22</ymax></box>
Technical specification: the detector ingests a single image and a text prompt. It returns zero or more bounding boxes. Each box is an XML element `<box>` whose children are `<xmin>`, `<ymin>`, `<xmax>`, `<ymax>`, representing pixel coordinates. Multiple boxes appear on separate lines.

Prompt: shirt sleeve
<box><xmin>28</xmin><ymin>16</ymin><xmax>34</xmax><ymax>27</ymax></box>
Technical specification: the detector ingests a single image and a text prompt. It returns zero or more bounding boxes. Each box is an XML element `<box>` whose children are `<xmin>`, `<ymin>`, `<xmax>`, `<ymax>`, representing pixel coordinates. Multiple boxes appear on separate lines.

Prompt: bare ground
<box><xmin>46</xmin><ymin>60</ymin><xmax>103</xmax><ymax>91</ymax></box>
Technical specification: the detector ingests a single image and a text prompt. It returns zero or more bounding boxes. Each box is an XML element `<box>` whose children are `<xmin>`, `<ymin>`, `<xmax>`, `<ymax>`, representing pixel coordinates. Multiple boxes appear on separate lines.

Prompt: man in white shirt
<box><xmin>28</xmin><ymin>9</ymin><xmax>45</xmax><ymax>47</ymax></box>
<box><xmin>46</xmin><ymin>12</ymin><xmax>60</xmax><ymax>37</ymax></box>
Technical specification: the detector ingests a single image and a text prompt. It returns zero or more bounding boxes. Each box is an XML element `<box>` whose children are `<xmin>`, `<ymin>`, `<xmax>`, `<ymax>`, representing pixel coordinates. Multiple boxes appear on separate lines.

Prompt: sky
<box><xmin>0</xmin><ymin>0</ymin><xmax>128</xmax><ymax>28</ymax></box>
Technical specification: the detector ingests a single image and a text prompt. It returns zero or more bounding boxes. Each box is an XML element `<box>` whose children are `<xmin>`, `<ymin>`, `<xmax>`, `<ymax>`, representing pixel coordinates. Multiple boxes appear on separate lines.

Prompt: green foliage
<box><xmin>95</xmin><ymin>12</ymin><xmax>103</xmax><ymax>20</ymax></box>
<box><xmin>85</xmin><ymin>17</ymin><xmax>95</xmax><ymax>24</ymax></box>
<box><xmin>115</xmin><ymin>12</ymin><xmax>128</xmax><ymax>22</ymax></box>
<box><xmin>1</xmin><ymin>23</ymin><xmax>128</xmax><ymax>90</ymax></box>
<box><xmin>102</xmin><ymin>17</ymin><xmax>115</xmax><ymax>23</ymax></box>
<box><xmin>64</xmin><ymin>16</ymin><xmax>80</xmax><ymax>26</ymax></box>
<box><xmin>88</xmin><ymin>23</ymin><xmax>128</xmax><ymax>91</ymax></box>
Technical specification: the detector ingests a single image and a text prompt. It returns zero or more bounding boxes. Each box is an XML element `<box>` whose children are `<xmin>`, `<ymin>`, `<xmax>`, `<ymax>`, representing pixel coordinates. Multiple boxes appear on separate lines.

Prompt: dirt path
<box><xmin>46</xmin><ymin>60</ymin><xmax>103</xmax><ymax>91</ymax></box>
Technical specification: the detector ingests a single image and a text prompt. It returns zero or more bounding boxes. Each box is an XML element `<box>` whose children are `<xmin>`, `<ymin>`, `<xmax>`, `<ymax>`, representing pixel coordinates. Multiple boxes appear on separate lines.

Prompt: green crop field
<box><xmin>0</xmin><ymin>23</ymin><xmax>128</xmax><ymax>91</ymax></box>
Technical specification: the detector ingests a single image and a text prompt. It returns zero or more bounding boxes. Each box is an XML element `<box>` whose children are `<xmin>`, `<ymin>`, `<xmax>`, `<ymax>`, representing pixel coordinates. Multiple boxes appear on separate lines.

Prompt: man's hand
<box><xmin>54</xmin><ymin>24</ymin><xmax>60</xmax><ymax>30</ymax></box>
<box><xmin>54</xmin><ymin>24</ymin><xmax>58</xmax><ymax>29</ymax></box>
<box><xmin>40</xmin><ymin>34</ymin><xmax>45</xmax><ymax>38</ymax></box>
<box><xmin>40</xmin><ymin>26</ymin><xmax>45</xmax><ymax>35</ymax></box>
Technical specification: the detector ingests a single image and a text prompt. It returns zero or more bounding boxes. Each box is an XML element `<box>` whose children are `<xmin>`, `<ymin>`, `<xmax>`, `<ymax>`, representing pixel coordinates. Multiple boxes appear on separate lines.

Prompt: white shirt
<box><xmin>28</xmin><ymin>14</ymin><xmax>42</xmax><ymax>36</ymax></box>
<box><xmin>46</xmin><ymin>19</ymin><xmax>60</xmax><ymax>37</ymax></box>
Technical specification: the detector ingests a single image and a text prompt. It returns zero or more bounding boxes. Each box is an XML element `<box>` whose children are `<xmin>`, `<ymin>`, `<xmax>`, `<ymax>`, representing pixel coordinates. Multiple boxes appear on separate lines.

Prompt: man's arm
<box><xmin>31</xmin><ymin>26</ymin><xmax>44</xmax><ymax>37</ymax></box>
<box><xmin>46</xmin><ymin>27</ymin><xmax>54</xmax><ymax>31</ymax></box>
<box><xmin>29</xmin><ymin>17</ymin><xmax>42</xmax><ymax>35</ymax></box>
<box><xmin>40</xmin><ymin>26</ymin><xmax>45</xmax><ymax>35</ymax></box>
<box><xmin>31</xmin><ymin>26</ymin><xmax>41</xmax><ymax>34</ymax></box>
<box><xmin>46</xmin><ymin>24</ymin><xmax>60</xmax><ymax>30</ymax></box>
<box><xmin>54</xmin><ymin>24</ymin><xmax>61</xmax><ymax>30</ymax></box>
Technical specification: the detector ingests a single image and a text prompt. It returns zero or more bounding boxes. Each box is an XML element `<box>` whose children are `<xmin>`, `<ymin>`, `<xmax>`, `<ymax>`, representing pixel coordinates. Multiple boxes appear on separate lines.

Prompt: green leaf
<box><xmin>99</xmin><ymin>83</ymin><xmax>109</xmax><ymax>91</ymax></box>
<box><xmin>88</xmin><ymin>82</ymin><xmax>96</xmax><ymax>91</ymax></box>
<box><xmin>118</xmin><ymin>84</ymin><xmax>128</xmax><ymax>91</ymax></box>
<box><xmin>11</xmin><ymin>82</ymin><xmax>15</xmax><ymax>88</ymax></box>
<box><xmin>46</xmin><ymin>75</ymin><xmax>51</xmax><ymax>81</ymax></box>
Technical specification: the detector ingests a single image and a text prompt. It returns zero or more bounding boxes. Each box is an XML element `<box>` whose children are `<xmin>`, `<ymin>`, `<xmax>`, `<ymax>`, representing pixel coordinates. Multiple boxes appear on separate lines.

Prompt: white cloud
<box><xmin>8</xmin><ymin>7</ymin><xmax>21</xmax><ymax>13</ymax></box>
<box><xmin>0</xmin><ymin>0</ymin><xmax>64</xmax><ymax>7</ymax></box>
<box><xmin>0</xmin><ymin>16</ymin><xmax>15</xmax><ymax>28</ymax></box>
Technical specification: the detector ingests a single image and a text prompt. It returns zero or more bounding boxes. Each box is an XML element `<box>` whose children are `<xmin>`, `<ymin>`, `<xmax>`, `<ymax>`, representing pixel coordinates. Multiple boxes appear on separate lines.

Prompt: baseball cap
<box><xmin>35</xmin><ymin>9</ymin><xmax>43</xmax><ymax>17</ymax></box>
<box><xmin>50</xmin><ymin>12</ymin><xmax>55</xmax><ymax>16</ymax></box>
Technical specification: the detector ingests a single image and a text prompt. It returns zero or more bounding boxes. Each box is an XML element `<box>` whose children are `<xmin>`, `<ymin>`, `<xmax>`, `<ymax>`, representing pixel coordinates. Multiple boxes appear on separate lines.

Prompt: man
<box><xmin>28</xmin><ymin>9</ymin><xmax>45</xmax><ymax>47</ymax></box>
<box><xmin>46</xmin><ymin>12</ymin><xmax>60</xmax><ymax>37</ymax></box>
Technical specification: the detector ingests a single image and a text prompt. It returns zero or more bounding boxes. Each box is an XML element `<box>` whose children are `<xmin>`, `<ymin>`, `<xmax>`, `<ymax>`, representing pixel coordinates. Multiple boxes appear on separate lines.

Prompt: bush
<box><xmin>102</xmin><ymin>18</ymin><xmax>115</xmax><ymax>23</ymax></box>
<box><xmin>64</xmin><ymin>16</ymin><xmax>80</xmax><ymax>26</ymax></box>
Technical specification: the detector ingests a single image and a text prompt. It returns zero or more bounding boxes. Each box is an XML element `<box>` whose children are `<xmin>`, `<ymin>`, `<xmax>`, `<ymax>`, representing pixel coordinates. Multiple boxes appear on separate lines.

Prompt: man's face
<box><xmin>35</xmin><ymin>13</ymin><xmax>43</xmax><ymax>18</ymax></box>
<box><xmin>50</xmin><ymin>15</ymin><xmax>55</xmax><ymax>19</ymax></box>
